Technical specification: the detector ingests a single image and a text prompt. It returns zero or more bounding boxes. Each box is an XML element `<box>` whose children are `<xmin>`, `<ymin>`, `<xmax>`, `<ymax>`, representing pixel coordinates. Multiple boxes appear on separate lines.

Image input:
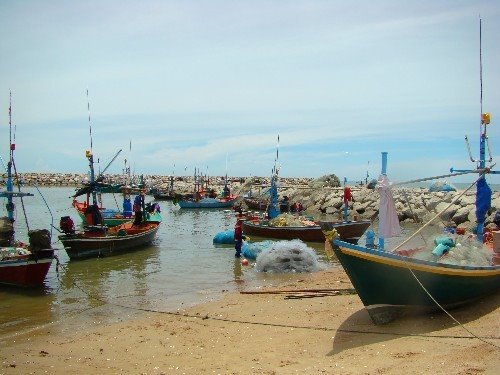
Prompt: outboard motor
<box><xmin>60</xmin><ymin>216</ymin><xmax>75</xmax><ymax>234</ymax></box>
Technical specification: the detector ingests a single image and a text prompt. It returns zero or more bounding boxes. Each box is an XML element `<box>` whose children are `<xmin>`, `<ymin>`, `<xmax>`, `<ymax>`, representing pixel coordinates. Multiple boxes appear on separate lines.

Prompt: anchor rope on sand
<box><xmin>68</xmin><ymin>280</ymin><xmax>500</xmax><ymax>343</ymax></box>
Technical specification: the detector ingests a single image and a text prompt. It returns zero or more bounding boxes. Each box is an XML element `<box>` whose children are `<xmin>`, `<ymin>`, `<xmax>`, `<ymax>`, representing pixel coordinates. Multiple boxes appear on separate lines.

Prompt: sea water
<box><xmin>0</xmin><ymin>187</ymin><xmax>331</xmax><ymax>341</ymax></box>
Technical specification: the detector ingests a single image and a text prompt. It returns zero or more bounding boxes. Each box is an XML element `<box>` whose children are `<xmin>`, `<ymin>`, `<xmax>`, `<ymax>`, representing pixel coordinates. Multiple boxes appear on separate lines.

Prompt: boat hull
<box><xmin>178</xmin><ymin>197</ymin><xmax>238</xmax><ymax>209</ymax></box>
<box><xmin>59</xmin><ymin>223</ymin><xmax>159</xmax><ymax>260</ymax></box>
<box><xmin>242</xmin><ymin>220</ymin><xmax>371</xmax><ymax>243</ymax></box>
<box><xmin>332</xmin><ymin>239</ymin><xmax>500</xmax><ymax>324</ymax></box>
<box><xmin>153</xmin><ymin>192</ymin><xmax>175</xmax><ymax>200</ymax></box>
<box><xmin>0</xmin><ymin>249</ymin><xmax>54</xmax><ymax>287</ymax></box>
<box><xmin>243</xmin><ymin>197</ymin><xmax>268</xmax><ymax>211</ymax></box>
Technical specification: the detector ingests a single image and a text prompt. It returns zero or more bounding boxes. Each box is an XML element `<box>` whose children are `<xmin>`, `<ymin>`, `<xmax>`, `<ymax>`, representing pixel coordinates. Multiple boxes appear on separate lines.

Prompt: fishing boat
<box><xmin>153</xmin><ymin>189</ymin><xmax>176</xmax><ymax>201</ymax></box>
<box><xmin>70</xmin><ymin>146</ymin><xmax>138</xmax><ymax>227</ymax></box>
<box><xmin>59</xmin><ymin>91</ymin><xmax>162</xmax><ymax>260</ymax></box>
<box><xmin>332</xmin><ymin>23</ymin><xmax>499</xmax><ymax>325</ymax></box>
<box><xmin>71</xmin><ymin>95</ymin><xmax>158</xmax><ymax>226</ymax></box>
<box><xmin>242</xmin><ymin>204</ymin><xmax>370</xmax><ymax>244</ymax></box>
<box><xmin>175</xmin><ymin>168</ymin><xmax>239</xmax><ymax>209</ymax></box>
<box><xmin>59</xmin><ymin>151</ymin><xmax>162</xmax><ymax>260</ymax></box>
<box><xmin>332</xmin><ymin>153</ymin><xmax>499</xmax><ymax>324</ymax></box>
<box><xmin>243</xmin><ymin>197</ymin><xmax>269</xmax><ymax>211</ymax></box>
<box><xmin>152</xmin><ymin>168</ymin><xmax>177</xmax><ymax>200</ymax></box>
<box><xmin>0</xmin><ymin>92</ymin><xmax>54</xmax><ymax>287</ymax></box>
<box><xmin>59</xmin><ymin>218</ymin><xmax>160</xmax><ymax>260</ymax></box>
<box><xmin>177</xmin><ymin>196</ymin><xmax>238</xmax><ymax>209</ymax></box>
<box><xmin>242</xmin><ymin>137</ymin><xmax>370</xmax><ymax>243</ymax></box>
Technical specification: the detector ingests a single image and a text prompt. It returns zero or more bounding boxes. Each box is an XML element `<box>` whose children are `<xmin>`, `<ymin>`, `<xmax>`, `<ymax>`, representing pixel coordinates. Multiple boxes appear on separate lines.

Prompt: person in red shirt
<box><xmin>234</xmin><ymin>220</ymin><xmax>244</xmax><ymax>258</ymax></box>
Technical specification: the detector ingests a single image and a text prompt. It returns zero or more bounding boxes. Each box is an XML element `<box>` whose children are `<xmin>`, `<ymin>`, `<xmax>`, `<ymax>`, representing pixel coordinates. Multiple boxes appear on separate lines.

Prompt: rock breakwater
<box><xmin>3</xmin><ymin>173</ymin><xmax>499</xmax><ymax>230</ymax></box>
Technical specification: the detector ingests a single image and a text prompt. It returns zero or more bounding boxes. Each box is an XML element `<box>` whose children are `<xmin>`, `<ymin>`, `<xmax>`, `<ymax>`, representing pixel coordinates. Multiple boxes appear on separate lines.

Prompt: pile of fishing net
<box><xmin>1</xmin><ymin>247</ymin><xmax>31</xmax><ymax>260</ymax></box>
<box><xmin>242</xmin><ymin>240</ymin><xmax>273</xmax><ymax>260</ymax></box>
<box><xmin>268</xmin><ymin>213</ymin><xmax>317</xmax><ymax>227</ymax></box>
<box><xmin>439</xmin><ymin>235</ymin><xmax>493</xmax><ymax>266</ymax></box>
<box><xmin>254</xmin><ymin>239</ymin><xmax>320</xmax><ymax>273</ymax></box>
<box><xmin>404</xmin><ymin>235</ymin><xmax>493</xmax><ymax>266</ymax></box>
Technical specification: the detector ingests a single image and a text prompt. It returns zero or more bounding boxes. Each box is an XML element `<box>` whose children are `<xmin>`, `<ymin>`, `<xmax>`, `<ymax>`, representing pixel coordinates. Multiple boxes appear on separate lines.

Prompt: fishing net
<box><xmin>255</xmin><ymin>239</ymin><xmax>320</xmax><ymax>273</ymax></box>
<box><xmin>268</xmin><ymin>213</ymin><xmax>316</xmax><ymax>227</ymax></box>
<box><xmin>439</xmin><ymin>235</ymin><xmax>492</xmax><ymax>266</ymax></box>
<box><xmin>242</xmin><ymin>240</ymin><xmax>274</xmax><ymax>260</ymax></box>
<box><xmin>402</xmin><ymin>234</ymin><xmax>493</xmax><ymax>266</ymax></box>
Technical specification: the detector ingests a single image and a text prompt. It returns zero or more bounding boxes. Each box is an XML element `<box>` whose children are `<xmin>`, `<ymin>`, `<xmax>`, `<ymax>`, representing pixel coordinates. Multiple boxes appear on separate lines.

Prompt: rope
<box><xmin>33</xmin><ymin>184</ymin><xmax>55</xmax><ymax>241</ymax></box>
<box><xmin>68</xmin><ymin>281</ymin><xmax>499</xmax><ymax>343</ymax></box>
<box><xmin>112</xmin><ymin>192</ymin><xmax>120</xmax><ymax>211</ymax></box>
<box><xmin>11</xmin><ymin>159</ymin><xmax>30</xmax><ymax>231</ymax></box>
<box><xmin>400</xmin><ymin>188</ymin><xmax>427</xmax><ymax>245</ymax></box>
<box><xmin>240</xmin><ymin>288</ymin><xmax>357</xmax><ymax>295</ymax></box>
<box><xmin>391</xmin><ymin>171</ymin><xmax>485</xmax><ymax>253</ymax></box>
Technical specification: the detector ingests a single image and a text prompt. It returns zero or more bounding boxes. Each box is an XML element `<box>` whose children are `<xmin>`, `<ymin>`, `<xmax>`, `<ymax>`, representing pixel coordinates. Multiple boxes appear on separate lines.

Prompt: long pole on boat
<box><xmin>450</xmin><ymin>18</ymin><xmax>497</xmax><ymax>240</ymax></box>
<box><xmin>86</xmin><ymin>89</ymin><xmax>97</xmax><ymax>206</ymax></box>
<box><xmin>365</xmin><ymin>160</ymin><xmax>369</xmax><ymax>185</ymax></box>
<box><xmin>268</xmin><ymin>135</ymin><xmax>280</xmax><ymax>219</ymax></box>
<box><xmin>378</xmin><ymin>152</ymin><xmax>388</xmax><ymax>249</ymax></box>
<box><xmin>476</xmin><ymin>18</ymin><xmax>490</xmax><ymax>241</ymax></box>
<box><xmin>6</xmin><ymin>91</ymin><xmax>14</xmax><ymax>221</ymax></box>
<box><xmin>2</xmin><ymin>92</ymin><xmax>33</xmax><ymax>226</ymax></box>
<box><xmin>343</xmin><ymin>177</ymin><xmax>348</xmax><ymax>221</ymax></box>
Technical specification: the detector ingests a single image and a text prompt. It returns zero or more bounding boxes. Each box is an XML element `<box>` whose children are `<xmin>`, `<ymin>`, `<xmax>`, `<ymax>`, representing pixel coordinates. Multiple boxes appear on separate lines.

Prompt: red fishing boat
<box><xmin>0</xmin><ymin>92</ymin><xmax>54</xmax><ymax>287</ymax></box>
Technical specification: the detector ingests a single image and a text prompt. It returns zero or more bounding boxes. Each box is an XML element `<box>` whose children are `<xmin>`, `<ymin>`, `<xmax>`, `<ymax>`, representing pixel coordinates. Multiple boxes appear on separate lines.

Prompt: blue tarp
<box><xmin>213</xmin><ymin>230</ymin><xmax>235</xmax><ymax>244</ymax></box>
<box><xmin>476</xmin><ymin>177</ymin><xmax>492</xmax><ymax>224</ymax></box>
<box><xmin>429</xmin><ymin>181</ymin><xmax>457</xmax><ymax>192</ymax></box>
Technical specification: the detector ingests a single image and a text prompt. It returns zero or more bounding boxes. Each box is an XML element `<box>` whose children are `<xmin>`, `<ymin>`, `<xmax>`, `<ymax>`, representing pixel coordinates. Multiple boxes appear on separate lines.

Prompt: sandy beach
<box><xmin>1</xmin><ymin>263</ymin><xmax>498</xmax><ymax>375</ymax></box>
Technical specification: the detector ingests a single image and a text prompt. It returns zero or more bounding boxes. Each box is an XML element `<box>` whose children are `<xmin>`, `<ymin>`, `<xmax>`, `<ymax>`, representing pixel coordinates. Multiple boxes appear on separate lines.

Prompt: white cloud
<box><xmin>0</xmin><ymin>1</ymin><xmax>499</xmax><ymax>183</ymax></box>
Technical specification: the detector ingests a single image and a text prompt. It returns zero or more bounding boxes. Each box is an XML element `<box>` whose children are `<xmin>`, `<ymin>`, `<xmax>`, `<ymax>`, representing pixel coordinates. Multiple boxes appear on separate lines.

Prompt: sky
<box><xmin>0</xmin><ymin>0</ymin><xmax>499</xmax><ymax>184</ymax></box>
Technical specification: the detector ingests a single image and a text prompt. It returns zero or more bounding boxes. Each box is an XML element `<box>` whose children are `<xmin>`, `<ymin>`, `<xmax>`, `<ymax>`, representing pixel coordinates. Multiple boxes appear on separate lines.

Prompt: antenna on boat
<box><xmin>464</xmin><ymin>18</ymin><xmax>494</xmax><ymax>166</ymax></box>
<box><xmin>85</xmin><ymin>89</ymin><xmax>98</xmax><ymax>205</ymax></box>
<box><xmin>87</xmin><ymin>89</ymin><xmax>93</xmax><ymax>154</ymax></box>
<box><xmin>451</xmin><ymin>17</ymin><xmax>498</xmax><ymax>240</ymax></box>
<box><xmin>366</xmin><ymin>160</ymin><xmax>370</xmax><ymax>185</ymax></box>
<box><xmin>1</xmin><ymin>91</ymin><xmax>33</xmax><ymax>227</ymax></box>
<box><xmin>225</xmin><ymin>152</ymin><xmax>228</xmax><ymax>182</ymax></box>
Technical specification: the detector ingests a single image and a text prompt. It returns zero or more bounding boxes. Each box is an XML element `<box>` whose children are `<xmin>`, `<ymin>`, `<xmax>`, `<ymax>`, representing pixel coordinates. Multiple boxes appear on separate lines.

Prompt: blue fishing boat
<box><xmin>175</xmin><ymin>168</ymin><xmax>239</xmax><ymax>209</ymax></box>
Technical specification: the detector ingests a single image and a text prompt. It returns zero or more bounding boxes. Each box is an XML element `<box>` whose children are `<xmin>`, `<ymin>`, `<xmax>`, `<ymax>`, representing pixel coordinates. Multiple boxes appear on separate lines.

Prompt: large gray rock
<box><xmin>308</xmin><ymin>174</ymin><xmax>340</xmax><ymax>189</ymax></box>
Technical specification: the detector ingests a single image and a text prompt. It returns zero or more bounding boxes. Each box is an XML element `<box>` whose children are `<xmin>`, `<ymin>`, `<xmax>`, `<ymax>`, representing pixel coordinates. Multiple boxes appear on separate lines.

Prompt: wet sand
<box><xmin>1</xmin><ymin>267</ymin><xmax>499</xmax><ymax>374</ymax></box>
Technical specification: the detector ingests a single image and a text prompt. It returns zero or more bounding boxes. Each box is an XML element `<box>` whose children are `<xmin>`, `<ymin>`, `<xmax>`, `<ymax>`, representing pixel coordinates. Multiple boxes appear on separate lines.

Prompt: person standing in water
<box><xmin>234</xmin><ymin>219</ymin><xmax>243</xmax><ymax>258</ymax></box>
